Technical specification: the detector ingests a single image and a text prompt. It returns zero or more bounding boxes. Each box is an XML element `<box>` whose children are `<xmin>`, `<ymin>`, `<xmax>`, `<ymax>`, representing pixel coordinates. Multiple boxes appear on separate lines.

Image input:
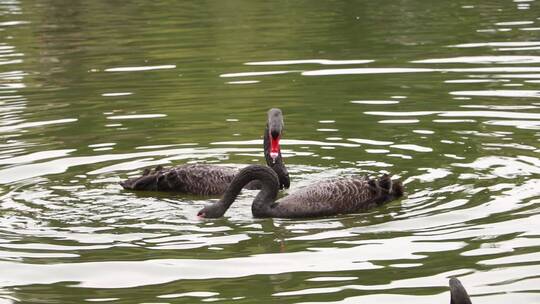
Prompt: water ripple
<box><xmin>220</xmin><ymin>70</ymin><xmax>298</xmax><ymax>78</ymax></box>
<box><xmin>106</xmin><ymin>114</ymin><xmax>167</xmax><ymax>120</ymax></box>
<box><xmin>449</xmin><ymin>41</ymin><xmax>540</xmax><ymax>48</ymax></box>
<box><xmin>412</xmin><ymin>55</ymin><xmax>540</xmax><ymax>64</ymax></box>
<box><xmin>104</xmin><ymin>65</ymin><xmax>176</xmax><ymax>72</ymax></box>
<box><xmin>245</xmin><ymin>59</ymin><xmax>374</xmax><ymax>65</ymax></box>
<box><xmin>1</xmin><ymin>1</ymin><xmax>539</xmax><ymax>303</ymax></box>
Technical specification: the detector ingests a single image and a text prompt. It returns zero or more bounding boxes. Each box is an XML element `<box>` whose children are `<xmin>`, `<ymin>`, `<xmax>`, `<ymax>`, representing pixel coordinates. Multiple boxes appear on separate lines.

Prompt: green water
<box><xmin>1</xmin><ymin>0</ymin><xmax>540</xmax><ymax>303</ymax></box>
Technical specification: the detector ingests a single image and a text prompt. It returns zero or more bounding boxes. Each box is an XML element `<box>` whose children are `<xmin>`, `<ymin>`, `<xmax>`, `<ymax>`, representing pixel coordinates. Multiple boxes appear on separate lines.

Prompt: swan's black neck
<box><xmin>200</xmin><ymin>165</ymin><xmax>279</xmax><ymax>218</ymax></box>
<box><xmin>263</xmin><ymin>124</ymin><xmax>290</xmax><ymax>189</ymax></box>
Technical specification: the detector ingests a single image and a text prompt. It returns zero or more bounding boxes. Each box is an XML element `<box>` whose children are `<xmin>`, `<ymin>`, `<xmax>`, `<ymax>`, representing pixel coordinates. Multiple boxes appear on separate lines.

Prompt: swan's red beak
<box><xmin>197</xmin><ymin>211</ymin><xmax>206</xmax><ymax>218</ymax></box>
<box><xmin>269</xmin><ymin>134</ymin><xmax>280</xmax><ymax>162</ymax></box>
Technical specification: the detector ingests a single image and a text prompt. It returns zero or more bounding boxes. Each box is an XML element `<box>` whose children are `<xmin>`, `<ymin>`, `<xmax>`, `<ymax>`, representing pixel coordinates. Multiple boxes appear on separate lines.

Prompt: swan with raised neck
<box><xmin>449</xmin><ymin>278</ymin><xmax>472</xmax><ymax>304</ymax></box>
<box><xmin>120</xmin><ymin>108</ymin><xmax>289</xmax><ymax>195</ymax></box>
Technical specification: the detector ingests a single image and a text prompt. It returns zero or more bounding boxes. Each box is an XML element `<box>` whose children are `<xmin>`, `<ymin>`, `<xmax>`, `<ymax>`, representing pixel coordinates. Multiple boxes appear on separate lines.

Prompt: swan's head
<box><xmin>197</xmin><ymin>203</ymin><xmax>227</xmax><ymax>219</ymax></box>
<box><xmin>449</xmin><ymin>278</ymin><xmax>472</xmax><ymax>304</ymax></box>
<box><xmin>267</xmin><ymin>108</ymin><xmax>284</xmax><ymax>162</ymax></box>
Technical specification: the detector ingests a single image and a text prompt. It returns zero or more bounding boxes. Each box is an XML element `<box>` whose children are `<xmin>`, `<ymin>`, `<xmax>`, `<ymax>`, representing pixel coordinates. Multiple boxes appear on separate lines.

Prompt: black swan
<box><xmin>197</xmin><ymin>164</ymin><xmax>403</xmax><ymax>218</ymax></box>
<box><xmin>120</xmin><ymin>108</ymin><xmax>290</xmax><ymax>195</ymax></box>
<box><xmin>449</xmin><ymin>278</ymin><xmax>472</xmax><ymax>304</ymax></box>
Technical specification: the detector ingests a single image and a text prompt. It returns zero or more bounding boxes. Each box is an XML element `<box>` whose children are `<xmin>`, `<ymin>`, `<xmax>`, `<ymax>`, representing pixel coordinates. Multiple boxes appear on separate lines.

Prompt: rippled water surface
<box><xmin>1</xmin><ymin>0</ymin><xmax>540</xmax><ymax>303</ymax></box>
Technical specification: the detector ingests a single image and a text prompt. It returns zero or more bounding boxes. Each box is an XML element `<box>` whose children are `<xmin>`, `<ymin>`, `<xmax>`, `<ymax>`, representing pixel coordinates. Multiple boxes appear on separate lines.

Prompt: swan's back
<box><xmin>265</xmin><ymin>175</ymin><xmax>403</xmax><ymax>218</ymax></box>
<box><xmin>169</xmin><ymin>164</ymin><xmax>239</xmax><ymax>195</ymax></box>
<box><xmin>121</xmin><ymin>164</ymin><xmax>237</xmax><ymax>195</ymax></box>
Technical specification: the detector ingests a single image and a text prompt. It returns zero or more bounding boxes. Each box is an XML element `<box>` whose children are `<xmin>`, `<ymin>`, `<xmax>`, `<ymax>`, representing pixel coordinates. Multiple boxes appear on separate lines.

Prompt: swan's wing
<box><xmin>272</xmin><ymin>177</ymin><xmax>391</xmax><ymax>218</ymax></box>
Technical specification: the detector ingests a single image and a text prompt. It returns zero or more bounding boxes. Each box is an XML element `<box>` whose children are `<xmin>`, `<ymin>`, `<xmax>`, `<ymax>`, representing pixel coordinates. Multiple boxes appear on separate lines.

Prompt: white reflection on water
<box><xmin>303</xmin><ymin>68</ymin><xmax>432</xmax><ymax>76</ymax></box>
<box><xmin>157</xmin><ymin>291</ymin><xmax>219</xmax><ymax>299</ymax></box>
<box><xmin>493</xmin><ymin>73</ymin><xmax>540</xmax><ymax>78</ymax></box>
<box><xmin>350</xmin><ymin>100</ymin><xmax>399</xmax><ymax>105</ymax></box>
<box><xmin>227</xmin><ymin>80</ymin><xmax>260</xmax><ymax>84</ymax></box>
<box><xmin>88</xmin><ymin>143</ymin><xmax>116</xmax><ymax>148</ymax></box>
<box><xmin>440</xmin><ymin>111</ymin><xmax>540</xmax><ymax>119</ymax></box>
<box><xmin>366</xmin><ymin>111</ymin><xmax>437</xmax><ymax>117</ymax></box>
<box><xmin>460</xmin><ymin>105</ymin><xmax>537</xmax><ymax>110</ymax></box>
<box><xmin>101</xmin><ymin>92</ymin><xmax>132</xmax><ymax>97</ymax></box>
<box><xmin>307</xmin><ymin>277</ymin><xmax>358</xmax><ymax>282</ymax></box>
<box><xmin>445</xmin><ymin>79</ymin><xmax>505</xmax><ymax>83</ymax></box>
<box><xmin>498</xmin><ymin>46</ymin><xmax>540</xmax><ymax>51</ymax></box>
<box><xmin>104</xmin><ymin>65</ymin><xmax>176</xmax><ymax>72</ymax></box>
<box><xmin>86</xmin><ymin>298</ymin><xmax>120</xmax><ymax>302</ymax></box>
<box><xmin>0</xmin><ymin>236</ymin><xmax>466</xmax><ymax>288</ymax></box>
<box><xmin>433</xmin><ymin>119</ymin><xmax>476</xmax><ymax>123</ymax></box>
<box><xmin>484</xmin><ymin>120</ymin><xmax>540</xmax><ymax>129</ymax></box>
<box><xmin>245</xmin><ymin>59</ymin><xmax>374</xmax><ymax>65</ymax></box>
<box><xmin>0</xmin><ymin>118</ymin><xmax>77</xmax><ymax>133</ymax></box>
<box><xmin>220</xmin><ymin>70</ymin><xmax>297</xmax><ymax>78</ymax></box>
<box><xmin>495</xmin><ymin>21</ymin><xmax>534</xmax><ymax>26</ymax></box>
<box><xmin>412</xmin><ymin>55</ymin><xmax>540</xmax><ymax>64</ymax></box>
<box><xmin>407</xmin><ymin>168</ymin><xmax>452</xmax><ymax>182</ymax></box>
<box><xmin>212</xmin><ymin>139</ymin><xmax>360</xmax><ymax>148</ymax></box>
<box><xmin>390</xmin><ymin>144</ymin><xmax>432</xmax><ymax>153</ymax></box>
<box><xmin>378</xmin><ymin>119</ymin><xmax>419</xmax><ymax>124</ymax></box>
<box><xmin>347</xmin><ymin>138</ymin><xmax>393</xmax><ymax>146</ymax></box>
<box><xmin>450</xmin><ymin>90</ymin><xmax>540</xmax><ymax>98</ymax></box>
<box><xmin>0</xmin><ymin>149</ymin><xmax>75</xmax><ymax>165</ymax></box>
<box><xmin>106</xmin><ymin>114</ymin><xmax>167</xmax><ymax>120</ymax></box>
<box><xmin>366</xmin><ymin>110</ymin><xmax>540</xmax><ymax>120</ymax></box>
<box><xmin>449</xmin><ymin>41</ymin><xmax>540</xmax><ymax>48</ymax></box>
<box><xmin>365</xmin><ymin>149</ymin><xmax>389</xmax><ymax>154</ymax></box>
<box><xmin>0</xmin><ymin>21</ymin><xmax>29</xmax><ymax>26</ymax></box>
<box><xmin>302</xmin><ymin>67</ymin><xmax>540</xmax><ymax>76</ymax></box>
<box><xmin>0</xmin><ymin>147</ymin><xmax>263</xmax><ymax>184</ymax></box>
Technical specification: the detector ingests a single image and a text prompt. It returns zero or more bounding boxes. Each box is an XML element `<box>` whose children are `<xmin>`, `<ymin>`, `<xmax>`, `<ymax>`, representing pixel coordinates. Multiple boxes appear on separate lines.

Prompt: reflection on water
<box><xmin>0</xmin><ymin>0</ymin><xmax>540</xmax><ymax>303</ymax></box>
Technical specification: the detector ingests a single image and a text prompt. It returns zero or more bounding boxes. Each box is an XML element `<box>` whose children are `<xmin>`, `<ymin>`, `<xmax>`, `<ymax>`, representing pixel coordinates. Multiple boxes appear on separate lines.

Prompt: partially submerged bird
<box><xmin>120</xmin><ymin>108</ymin><xmax>290</xmax><ymax>195</ymax></box>
<box><xmin>197</xmin><ymin>164</ymin><xmax>403</xmax><ymax>218</ymax></box>
<box><xmin>449</xmin><ymin>278</ymin><xmax>472</xmax><ymax>304</ymax></box>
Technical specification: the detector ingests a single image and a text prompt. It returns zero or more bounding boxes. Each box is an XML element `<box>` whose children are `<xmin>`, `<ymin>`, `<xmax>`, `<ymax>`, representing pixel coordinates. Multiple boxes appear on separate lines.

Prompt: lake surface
<box><xmin>1</xmin><ymin>0</ymin><xmax>540</xmax><ymax>303</ymax></box>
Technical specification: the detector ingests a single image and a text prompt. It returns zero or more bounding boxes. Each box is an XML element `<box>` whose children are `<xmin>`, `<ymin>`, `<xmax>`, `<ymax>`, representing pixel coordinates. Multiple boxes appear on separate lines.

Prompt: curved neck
<box><xmin>264</xmin><ymin>124</ymin><xmax>290</xmax><ymax>189</ymax></box>
<box><xmin>217</xmin><ymin>165</ymin><xmax>279</xmax><ymax>216</ymax></box>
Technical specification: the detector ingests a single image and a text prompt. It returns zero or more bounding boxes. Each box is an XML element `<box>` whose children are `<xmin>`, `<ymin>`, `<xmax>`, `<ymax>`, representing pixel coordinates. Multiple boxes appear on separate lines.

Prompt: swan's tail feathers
<box><xmin>376</xmin><ymin>174</ymin><xmax>404</xmax><ymax>198</ymax></box>
<box><xmin>377</xmin><ymin>174</ymin><xmax>391</xmax><ymax>191</ymax></box>
<box><xmin>119</xmin><ymin>166</ymin><xmax>164</xmax><ymax>191</ymax></box>
<box><xmin>391</xmin><ymin>179</ymin><xmax>404</xmax><ymax>198</ymax></box>
<box><xmin>449</xmin><ymin>278</ymin><xmax>472</xmax><ymax>304</ymax></box>
<box><xmin>119</xmin><ymin>174</ymin><xmax>158</xmax><ymax>190</ymax></box>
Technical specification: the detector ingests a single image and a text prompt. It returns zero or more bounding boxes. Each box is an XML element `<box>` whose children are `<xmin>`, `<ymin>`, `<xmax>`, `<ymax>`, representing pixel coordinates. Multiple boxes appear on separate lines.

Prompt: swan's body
<box><xmin>449</xmin><ymin>278</ymin><xmax>472</xmax><ymax>304</ymax></box>
<box><xmin>120</xmin><ymin>109</ymin><xmax>289</xmax><ymax>195</ymax></box>
<box><xmin>198</xmin><ymin>164</ymin><xmax>403</xmax><ymax>218</ymax></box>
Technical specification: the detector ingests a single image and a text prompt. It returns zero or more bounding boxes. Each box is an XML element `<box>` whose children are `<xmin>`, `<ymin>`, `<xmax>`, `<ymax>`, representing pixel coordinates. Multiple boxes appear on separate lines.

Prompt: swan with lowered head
<box><xmin>120</xmin><ymin>108</ymin><xmax>289</xmax><ymax>195</ymax></box>
<box><xmin>197</xmin><ymin>164</ymin><xmax>403</xmax><ymax>218</ymax></box>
